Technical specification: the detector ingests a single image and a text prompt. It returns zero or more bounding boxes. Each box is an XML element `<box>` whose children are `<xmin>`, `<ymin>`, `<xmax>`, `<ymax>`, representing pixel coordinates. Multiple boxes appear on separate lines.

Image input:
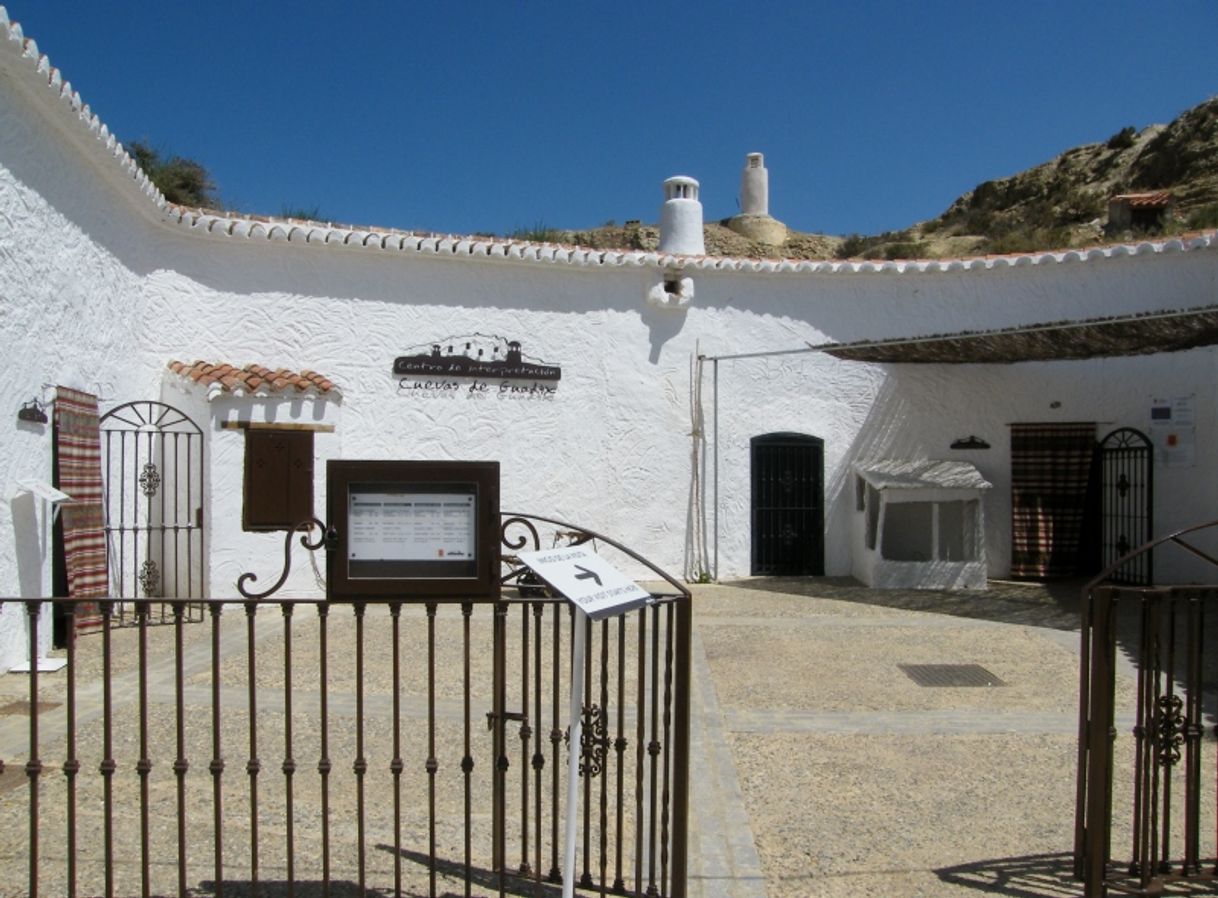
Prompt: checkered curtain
<box><xmin>55</xmin><ymin>387</ymin><xmax>109</xmax><ymax>607</ymax></box>
<box><xmin>1010</xmin><ymin>422</ymin><xmax>1097</xmax><ymax>578</ymax></box>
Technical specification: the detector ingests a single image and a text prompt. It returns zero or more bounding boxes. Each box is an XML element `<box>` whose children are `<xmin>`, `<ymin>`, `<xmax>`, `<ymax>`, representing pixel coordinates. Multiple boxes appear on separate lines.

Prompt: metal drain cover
<box><xmin>899</xmin><ymin>663</ymin><xmax>1006</xmax><ymax>687</ymax></box>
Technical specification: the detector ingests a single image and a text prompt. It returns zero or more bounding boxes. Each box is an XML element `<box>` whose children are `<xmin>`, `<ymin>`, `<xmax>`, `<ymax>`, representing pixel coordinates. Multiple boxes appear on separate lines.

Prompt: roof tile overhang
<box><xmin>167</xmin><ymin>361</ymin><xmax>339</xmax><ymax>400</ymax></box>
<box><xmin>820</xmin><ymin>305</ymin><xmax>1218</xmax><ymax>364</ymax></box>
<box><xmin>856</xmin><ymin>459</ymin><xmax>992</xmax><ymax>491</ymax></box>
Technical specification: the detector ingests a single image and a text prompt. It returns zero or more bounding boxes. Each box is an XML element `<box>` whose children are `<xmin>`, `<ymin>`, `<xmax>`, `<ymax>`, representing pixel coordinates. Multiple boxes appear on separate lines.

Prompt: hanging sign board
<box><xmin>515</xmin><ymin>546</ymin><xmax>651</xmax><ymax>620</ymax></box>
<box><xmin>327</xmin><ymin>460</ymin><xmax>500</xmax><ymax>601</ymax></box>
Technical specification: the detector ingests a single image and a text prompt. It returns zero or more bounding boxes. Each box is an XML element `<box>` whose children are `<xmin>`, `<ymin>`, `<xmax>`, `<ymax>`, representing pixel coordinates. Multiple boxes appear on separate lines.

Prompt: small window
<box><xmin>881</xmin><ymin>502</ymin><xmax>933</xmax><ymax>561</ymax></box>
<box><xmin>855</xmin><ymin>475</ymin><xmax>866</xmax><ymax>512</ymax></box>
<box><xmin>937</xmin><ymin>500</ymin><xmax>978</xmax><ymax>561</ymax></box>
<box><xmin>865</xmin><ymin>484</ymin><xmax>880</xmax><ymax>550</ymax></box>
<box><xmin>243</xmin><ymin>430</ymin><xmax>314</xmax><ymax>531</ymax></box>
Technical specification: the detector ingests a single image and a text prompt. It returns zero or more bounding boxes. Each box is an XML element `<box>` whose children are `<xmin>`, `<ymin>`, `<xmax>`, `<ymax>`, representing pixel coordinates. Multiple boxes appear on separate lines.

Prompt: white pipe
<box><xmin>562</xmin><ymin>607</ymin><xmax>587</xmax><ymax>898</ymax></box>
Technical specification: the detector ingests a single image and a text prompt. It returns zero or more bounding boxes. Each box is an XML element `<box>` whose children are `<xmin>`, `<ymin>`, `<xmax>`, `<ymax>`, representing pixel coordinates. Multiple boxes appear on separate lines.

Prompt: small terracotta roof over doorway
<box><xmin>167</xmin><ymin>361</ymin><xmax>339</xmax><ymax>397</ymax></box>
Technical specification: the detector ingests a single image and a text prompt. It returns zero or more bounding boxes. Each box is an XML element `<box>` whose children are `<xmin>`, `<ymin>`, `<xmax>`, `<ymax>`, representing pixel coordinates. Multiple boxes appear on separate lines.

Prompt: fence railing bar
<box><xmin>102</xmin><ymin>600</ymin><xmax>116</xmax><ymax>898</ymax></box>
<box><xmin>463</xmin><ymin>601</ymin><xmax>474</xmax><ymax>898</ymax></box>
<box><xmin>614</xmin><ymin>613</ymin><xmax>627</xmax><ymax>894</ymax></box>
<box><xmin>173</xmin><ymin>604</ymin><xmax>188</xmax><ymax>898</ymax></box>
<box><xmin>532</xmin><ymin>600</ymin><xmax>545</xmax><ymax>898</ymax></box>
<box><xmin>245</xmin><ymin>601</ymin><xmax>262</xmax><ymax>897</ymax></box>
<box><xmin>390</xmin><ymin>601</ymin><xmax>404</xmax><ymax>898</ymax></box>
<box><xmin>208</xmin><ymin>602</ymin><xmax>224</xmax><ymax>898</ymax></box>
<box><xmin>647</xmin><ymin>603</ymin><xmax>660</xmax><ymax>898</ymax></box>
<box><xmin>137</xmin><ymin>602</ymin><xmax>152</xmax><ymax>898</ymax></box>
<box><xmin>549</xmin><ymin>602</ymin><xmax>562</xmax><ymax>885</ymax></box>
<box><xmin>660</xmin><ymin>602</ymin><xmax>674</xmax><ymax>896</ymax></box>
<box><xmin>354</xmin><ymin>602</ymin><xmax>368</xmax><ymax>896</ymax></box>
<box><xmin>634</xmin><ymin>603</ymin><xmax>647</xmax><ymax>898</ymax></box>
<box><xmin>581</xmin><ymin>612</ymin><xmax>593</xmax><ymax>889</ymax></box>
<box><xmin>65</xmin><ymin>605</ymin><xmax>80</xmax><ymax>898</ymax></box>
<box><xmin>599</xmin><ymin>616</ymin><xmax>611</xmax><ymax>895</ymax></box>
<box><xmin>1154</xmin><ymin>594</ymin><xmax>1174</xmax><ymax>867</ymax></box>
<box><xmin>1184</xmin><ymin>593</ymin><xmax>1202</xmax><ymax>875</ymax></box>
<box><xmin>494</xmin><ymin>600</ymin><xmax>508</xmax><ymax>898</ymax></box>
<box><xmin>26</xmin><ymin>603</ymin><xmax>42</xmax><ymax>898</ymax></box>
<box><xmin>519</xmin><ymin>602</ymin><xmax>531</xmax><ymax>877</ymax></box>
<box><xmin>427</xmin><ymin>601</ymin><xmax>439</xmax><ymax>898</ymax></box>
<box><xmin>317</xmin><ymin>604</ymin><xmax>332</xmax><ymax>897</ymax></box>
<box><xmin>282</xmin><ymin>601</ymin><xmax>297</xmax><ymax>898</ymax></box>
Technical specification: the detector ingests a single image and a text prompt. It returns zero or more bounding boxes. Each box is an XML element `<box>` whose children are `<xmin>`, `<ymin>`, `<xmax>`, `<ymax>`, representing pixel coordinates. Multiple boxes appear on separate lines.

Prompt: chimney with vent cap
<box><xmin>658</xmin><ymin>176</ymin><xmax>705</xmax><ymax>256</ymax></box>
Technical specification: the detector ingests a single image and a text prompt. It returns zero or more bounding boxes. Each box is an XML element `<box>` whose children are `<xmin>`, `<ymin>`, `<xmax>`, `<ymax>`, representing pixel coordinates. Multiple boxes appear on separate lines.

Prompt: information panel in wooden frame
<box><xmin>326</xmin><ymin>459</ymin><xmax>500</xmax><ymax>601</ymax></box>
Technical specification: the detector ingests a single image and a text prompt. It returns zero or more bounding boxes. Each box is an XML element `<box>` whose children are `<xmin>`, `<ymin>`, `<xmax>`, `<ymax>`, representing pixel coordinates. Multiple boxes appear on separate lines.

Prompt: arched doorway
<box><xmin>1098</xmin><ymin>426</ymin><xmax>1153</xmax><ymax>584</ymax></box>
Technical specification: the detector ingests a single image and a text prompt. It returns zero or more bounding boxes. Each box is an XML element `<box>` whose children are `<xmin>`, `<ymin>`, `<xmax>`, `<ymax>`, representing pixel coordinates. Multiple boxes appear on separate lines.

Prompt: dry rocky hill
<box><xmin>548</xmin><ymin>95</ymin><xmax>1218</xmax><ymax>261</ymax></box>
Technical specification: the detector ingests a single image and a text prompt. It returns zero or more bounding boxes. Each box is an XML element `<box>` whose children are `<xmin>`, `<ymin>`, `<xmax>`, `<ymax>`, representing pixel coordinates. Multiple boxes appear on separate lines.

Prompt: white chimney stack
<box><xmin>740</xmin><ymin>152</ymin><xmax>768</xmax><ymax>216</ymax></box>
<box><xmin>658</xmin><ymin>176</ymin><xmax>705</xmax><ymax>256</ymax></box>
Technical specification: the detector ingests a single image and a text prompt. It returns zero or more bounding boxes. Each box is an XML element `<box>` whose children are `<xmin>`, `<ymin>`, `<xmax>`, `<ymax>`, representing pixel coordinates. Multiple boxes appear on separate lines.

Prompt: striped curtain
<box><xmin>1010</xmin><ymin>422</ymin><xmax>1097</xmax><ymax>578</ymax></box>
<box><xmin>55</xmin><ymin>387</ymin><xmax>109</xmax><ymax>622</ymax></box>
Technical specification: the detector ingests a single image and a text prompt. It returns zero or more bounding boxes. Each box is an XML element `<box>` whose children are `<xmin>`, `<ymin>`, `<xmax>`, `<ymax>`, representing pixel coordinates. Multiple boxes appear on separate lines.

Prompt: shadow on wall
<box><xmin>640</xmin><ymin>302</ymin><xmax>688</xmax><ymax>364</ymax></box>
<box><xmin>10</xmin><ymin>492</ymin><xmax>45</xmax><ymax>599</ymax></box>
<box><xmin>0</xmin><ymin>78</ymin><xmax>156</xmax><ymax>278</ymax></box>
<box><xmin>821</xmin><ymin>372</ymin><xmax>911</xmax><ymax>570</ymax></box>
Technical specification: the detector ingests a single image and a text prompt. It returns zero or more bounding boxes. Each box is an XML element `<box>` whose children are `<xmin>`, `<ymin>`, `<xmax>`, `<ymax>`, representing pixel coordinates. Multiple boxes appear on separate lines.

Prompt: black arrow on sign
<box><xmin>573</xmin><ymin>565</ymin><xmax>602</xmax><ymax>587</ymax></box>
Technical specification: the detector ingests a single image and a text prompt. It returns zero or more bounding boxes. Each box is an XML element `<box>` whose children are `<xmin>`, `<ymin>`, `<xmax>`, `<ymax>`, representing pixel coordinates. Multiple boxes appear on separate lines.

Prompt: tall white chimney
<box><xmin>658</xmin><ymin>176</ymin><xmax>705</xmax><ymax>256</ymax></box>
<box><xmin>740</xmin><ymin>152</ymin><xmax>768</xmax><ymax>216</ymax></box>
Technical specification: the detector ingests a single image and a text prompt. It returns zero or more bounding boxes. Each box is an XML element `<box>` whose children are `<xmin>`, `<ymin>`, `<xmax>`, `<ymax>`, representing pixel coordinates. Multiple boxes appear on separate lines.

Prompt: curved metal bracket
<box><xmin>237</xmin><ymin>518</ymin><xmax>328</xmax><ymax>600</ymax></box>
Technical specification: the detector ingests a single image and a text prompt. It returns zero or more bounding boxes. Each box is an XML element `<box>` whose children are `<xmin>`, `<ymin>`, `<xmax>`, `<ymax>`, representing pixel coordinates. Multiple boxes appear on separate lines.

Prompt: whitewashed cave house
<box><xmin>2</xmin><ymin>7</ymin><xmax>1218</xmax><ymax>670</ymax></box>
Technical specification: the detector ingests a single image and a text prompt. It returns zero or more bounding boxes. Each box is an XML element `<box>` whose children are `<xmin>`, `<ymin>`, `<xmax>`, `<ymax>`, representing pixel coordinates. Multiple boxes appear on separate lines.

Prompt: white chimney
<box><xmin>740</xmin><ymin>152</ymin><xmax>768</xmax><ymax>216</ymax></box>
<box><xmin>658</xmin><ymin>176</ymin><xmax>704</xmax><ymax>256</ymax></box>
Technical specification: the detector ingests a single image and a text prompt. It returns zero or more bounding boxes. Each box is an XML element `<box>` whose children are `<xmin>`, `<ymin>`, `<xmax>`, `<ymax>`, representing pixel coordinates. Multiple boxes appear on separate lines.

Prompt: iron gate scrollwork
<box><xmin>1099</xmin><ymin>427</ymin><xmax>1153</xmax><ymax>585</ymax></box>
<box><xmin>1075</xmin><ymin>520</ymin><xmax>1218</xmax><ymax>898</ymax></box>
<box><xmin>100</xmin><ymin>400</ymin><xmax>205</xmax><ymax>622</ymax></box>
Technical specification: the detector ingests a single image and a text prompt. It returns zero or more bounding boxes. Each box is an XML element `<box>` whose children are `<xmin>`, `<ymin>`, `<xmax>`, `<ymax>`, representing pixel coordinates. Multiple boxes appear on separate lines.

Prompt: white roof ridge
<box><xmin>3</xmin><ymin>5</ymin><xmax>1216</xmax><ymax>276</ymax></box>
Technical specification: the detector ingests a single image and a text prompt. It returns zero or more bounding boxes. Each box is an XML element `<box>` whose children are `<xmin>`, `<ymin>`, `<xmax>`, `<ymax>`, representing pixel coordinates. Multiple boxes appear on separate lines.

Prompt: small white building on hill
<box><xmin>3</xmin><ymin>7</ymin><xmax>1218</xmax><ymax>669</ymax></box>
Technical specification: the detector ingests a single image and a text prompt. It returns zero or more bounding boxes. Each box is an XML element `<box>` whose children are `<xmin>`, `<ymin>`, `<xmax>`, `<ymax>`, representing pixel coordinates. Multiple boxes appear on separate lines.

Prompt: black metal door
<box><xmin>1099</xmin><ymin>427</ymin><xmax>1153</xmax><ymax>584</ymax></box>
<box><xmin>750</xmin><ymin>433</ymin><xmax>824</xmax><ymax>575</ymax></box>
<box><xmin>100</xmin><ymin>401</ymin><xmax>205</xmax><ymax>614</ymax></box>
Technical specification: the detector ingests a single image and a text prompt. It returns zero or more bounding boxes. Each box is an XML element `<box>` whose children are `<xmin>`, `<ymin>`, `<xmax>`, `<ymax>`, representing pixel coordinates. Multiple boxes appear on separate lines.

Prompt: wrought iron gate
<box><xmin>750</xmin><ymin>432</ymin><xmax>824</xmax><ymax>575</ymax></box>
<box><xmin>100</xmin><ymin>400</ymin><xmax>205</xmax><ymax>621</ymax></box>
<box><xmin>3</xmin><ymin>513</ymin><xmax>690</xmax><ymax>898</ymax></box>
<box><xmin>1098</xmin><ymin>427</ymin><xmax>1153</xmax><ymax>585</ymax></box>
<box><xmin>1075</xmin><ymin>521</ymin><xmax>1218</xmax><ymax>898</ymax></box>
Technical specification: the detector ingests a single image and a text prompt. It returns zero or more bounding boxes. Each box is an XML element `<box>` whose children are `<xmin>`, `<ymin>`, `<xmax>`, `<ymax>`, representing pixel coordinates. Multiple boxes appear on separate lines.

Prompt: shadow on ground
<box><xmin>729</xmin><ymin>576</ymin><xmax>1085</xmax><ymax>631</ymax></box>
<box><xmin>375</xmin><ymin>845</ymin><xmax>568</xmax><ymax>898</ymax></box>
<box><xmin>935</xmin><ymin>852</ymin><xmax>1081</xmax><ymax>898</ymax></box>
<box><xmin>937</xmin><ymin>851</ymin><xmax>1218</xmax><ymax>898</ymax></box>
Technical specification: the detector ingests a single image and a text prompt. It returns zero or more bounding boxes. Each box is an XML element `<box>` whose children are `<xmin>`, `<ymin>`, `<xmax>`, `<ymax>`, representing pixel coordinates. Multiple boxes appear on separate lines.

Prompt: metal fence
<box><xmin>2</xmin><ymin>516</ymin><xmax>690</xmax><ymax>898</ymax></box>
<box><xmin>1074</xmin><ymin>521</ymin><xmax>1218</xmax><ymax>898</ymax></box>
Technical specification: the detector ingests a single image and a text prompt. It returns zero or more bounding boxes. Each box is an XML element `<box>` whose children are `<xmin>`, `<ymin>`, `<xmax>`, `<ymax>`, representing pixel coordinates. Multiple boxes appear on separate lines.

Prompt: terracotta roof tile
<box><xmin>1112</xmin><ymin>191</ymin><xmax>1173</xmax><ymax>208</ymax></box>
<box><xmin>167</xmin><ymin>360</ymin><xmax>340</xmax><ymax>398</ymax></box>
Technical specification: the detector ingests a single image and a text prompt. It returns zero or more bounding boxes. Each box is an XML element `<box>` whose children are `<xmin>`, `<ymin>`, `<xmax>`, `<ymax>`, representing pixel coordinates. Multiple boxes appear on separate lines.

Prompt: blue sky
<box><xmin>10</xmin><ymin>1</ymin><xmax>1218</xmax><ymax>238</ymax></box>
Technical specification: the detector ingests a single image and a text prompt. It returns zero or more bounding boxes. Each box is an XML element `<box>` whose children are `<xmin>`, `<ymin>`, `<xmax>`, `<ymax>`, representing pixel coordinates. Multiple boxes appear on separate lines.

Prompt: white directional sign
<box><xmin>516</xmin><ymin>546</ymin><xmax>652</xmax><ymax>620</ymax></box>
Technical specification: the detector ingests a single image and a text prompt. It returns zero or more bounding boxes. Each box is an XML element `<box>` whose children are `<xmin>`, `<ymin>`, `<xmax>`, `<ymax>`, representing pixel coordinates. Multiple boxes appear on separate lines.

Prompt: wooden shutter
<box><xmin>243</xmin><ymin>430</ymin><xmax>314</xmax><ymax>530</ymax></box>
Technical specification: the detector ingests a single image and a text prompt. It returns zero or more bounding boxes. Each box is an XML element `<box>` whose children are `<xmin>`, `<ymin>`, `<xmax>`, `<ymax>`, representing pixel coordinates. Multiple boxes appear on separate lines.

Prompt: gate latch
<box><xmin>485</xmin><ymin>710</ymin><xmax>526</xmax><ymax>731</ymax></box>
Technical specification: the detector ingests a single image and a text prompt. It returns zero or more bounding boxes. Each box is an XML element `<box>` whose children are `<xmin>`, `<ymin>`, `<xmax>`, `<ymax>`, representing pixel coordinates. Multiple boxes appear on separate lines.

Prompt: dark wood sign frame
<box><xmin>326</xmin><ymin>459</ymin><xmax>500</xmax><ymax>601</ymax></box>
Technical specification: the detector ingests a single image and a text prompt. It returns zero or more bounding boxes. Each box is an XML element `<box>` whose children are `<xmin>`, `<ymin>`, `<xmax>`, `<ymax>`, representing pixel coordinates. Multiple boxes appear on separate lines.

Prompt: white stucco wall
<box><xmin>3</xmin><ymin>29</ymin><xmax>1218</xmax><ymax>668</ymax></box>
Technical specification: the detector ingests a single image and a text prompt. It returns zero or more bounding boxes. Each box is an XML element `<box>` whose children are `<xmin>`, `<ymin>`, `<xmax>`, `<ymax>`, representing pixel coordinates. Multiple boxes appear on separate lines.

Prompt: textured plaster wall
<box><xmin>0</xmin><ymin>69</ymin><xmax>156</xmax><ymax>667</ymax></box>
<box><xmin>3</xmin><ymin>59</ymin><xmax>1218</xmax><ymax>667</ymax></box>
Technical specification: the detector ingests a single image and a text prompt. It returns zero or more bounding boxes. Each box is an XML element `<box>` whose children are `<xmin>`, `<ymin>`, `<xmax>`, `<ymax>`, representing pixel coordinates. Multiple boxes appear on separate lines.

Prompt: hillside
<box><xmin>551</xmin><ymin>95</ymin><xmax>1218</xmax><ymax>261</ymax></box>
